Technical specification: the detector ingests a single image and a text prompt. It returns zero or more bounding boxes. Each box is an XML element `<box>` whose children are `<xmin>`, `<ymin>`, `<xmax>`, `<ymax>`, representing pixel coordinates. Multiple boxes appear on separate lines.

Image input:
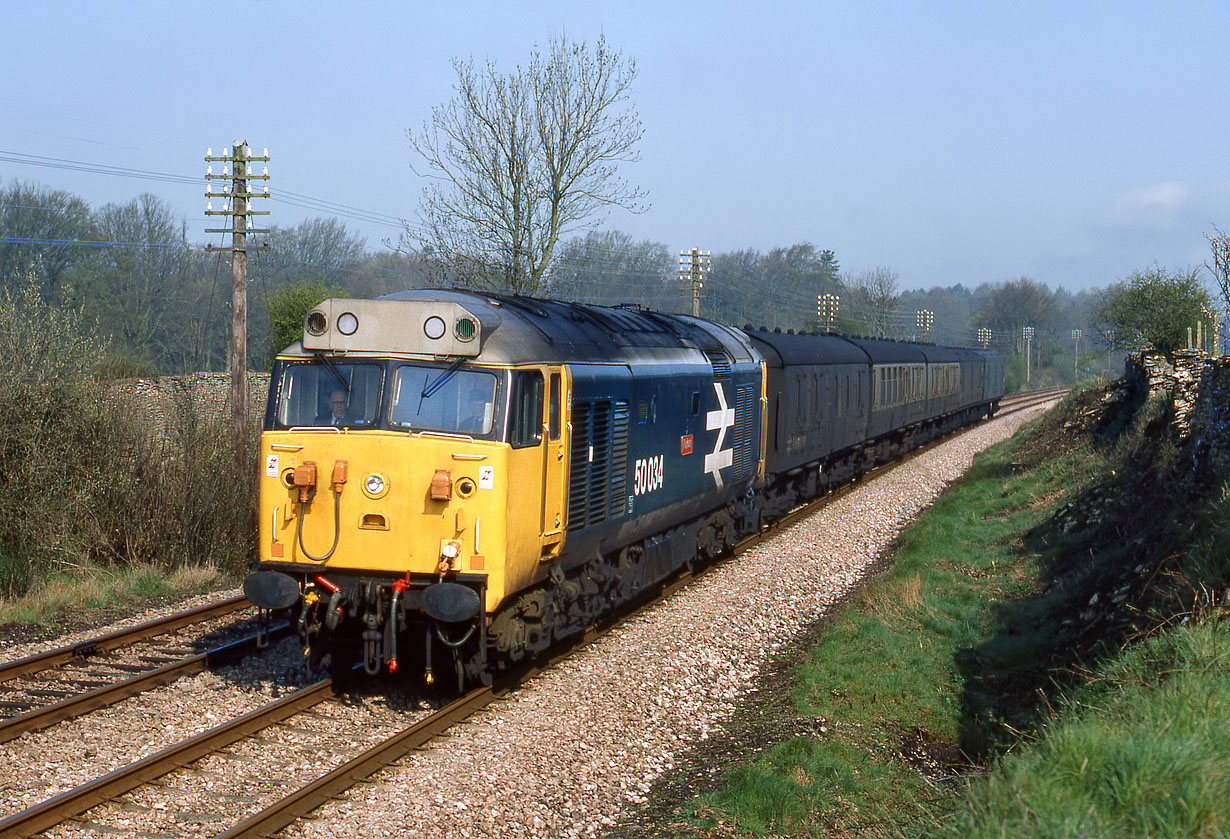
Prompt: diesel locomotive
<box><xmin>243</xmin><ymin>290</ymin><xmax>1004</xmax><ymax>686</ymax></box>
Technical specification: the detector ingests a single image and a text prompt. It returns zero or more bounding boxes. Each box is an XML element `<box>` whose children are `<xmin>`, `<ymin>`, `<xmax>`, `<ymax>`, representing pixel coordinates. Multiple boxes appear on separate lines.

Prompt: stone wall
<box><xmin>112</xmin><ymin>372</ymin><xmax>271</xmax><ymax>442</ymax></box>
<box><xmin>1127</xmin><ymin>350</ymin><xmax>1230</xmax><ymax>475</ymax></box>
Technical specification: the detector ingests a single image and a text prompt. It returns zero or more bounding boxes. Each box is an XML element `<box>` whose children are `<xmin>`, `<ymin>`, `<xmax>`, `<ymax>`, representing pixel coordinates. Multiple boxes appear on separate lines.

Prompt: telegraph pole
<box><xmin>817</xmin><ymin>293</ymin><xmax>839</xmax><ymax>333</ymax></box>
<box><xmin>978</xmin><ymin>327</ymin><xmax>992</xmax><ymax>349</ymax></box>
<box><xmin>916</xmin><ymin>310</ymin><xmax>934</xmax><ymax>342</ymax></box>
<box><xmin>1071</xmin><ymin>328</ymin><xmax>1082</xmax><ymax>384</ymax></box>
<box><xmin>1023</xmin><ymin>326</ymin><xmax>1034</xmax><ymax>385</ymax></box>
<box><xmin>205</xmin><ymin>141</ymin><xmax>270</xmax><ymax>466</ymax></box>
<box><xmin>678</xmin><ymin>248</ymin><xmax>711</xmax><ymax>317</ymax></box>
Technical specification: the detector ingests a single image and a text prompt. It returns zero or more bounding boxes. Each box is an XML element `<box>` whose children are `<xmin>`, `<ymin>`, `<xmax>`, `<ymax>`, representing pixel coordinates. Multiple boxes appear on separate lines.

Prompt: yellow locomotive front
<box><xmin>244</xmin><ymin>295</ymin><xmax>569</xmax><ymax>686</ymax></box>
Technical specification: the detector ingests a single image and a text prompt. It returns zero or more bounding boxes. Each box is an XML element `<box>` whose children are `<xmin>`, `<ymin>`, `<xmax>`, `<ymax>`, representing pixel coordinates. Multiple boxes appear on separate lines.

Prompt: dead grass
<box><xmin>856</xmin><ymin>574</ymin><xmax>924</xmax><ymax>625</ymax></box>
<box><xmin>0</xmin><ymin>563</ymin><xmax>230</xmax><ymax>626</ymax></box>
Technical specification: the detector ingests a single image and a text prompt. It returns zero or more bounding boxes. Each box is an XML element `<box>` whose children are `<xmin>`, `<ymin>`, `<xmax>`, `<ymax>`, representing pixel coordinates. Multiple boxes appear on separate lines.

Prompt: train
<box><xmin>243</xmin><ymin>290</ymin><xmax>1004</xmax><ymax>687</ymax></box>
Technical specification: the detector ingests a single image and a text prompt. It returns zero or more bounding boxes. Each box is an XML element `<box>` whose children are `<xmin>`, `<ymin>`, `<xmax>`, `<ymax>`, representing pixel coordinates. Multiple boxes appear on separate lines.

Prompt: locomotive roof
<box><xmin>299</xmin><ymin>289</ymin><xmax>759</xmax><ymax>367</ymax></box>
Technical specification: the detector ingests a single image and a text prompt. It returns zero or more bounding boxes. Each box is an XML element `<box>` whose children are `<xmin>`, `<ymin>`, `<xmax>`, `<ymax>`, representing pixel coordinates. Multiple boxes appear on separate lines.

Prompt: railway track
<box><xmin>0</xmin><ymin>387</ymin><xmax>1066</xmax><ymax>839</ymax></box>
<box><xmin>0</xmin><ymin>596</ymin><xmax>290</xmax><ymax>744</ymax></box>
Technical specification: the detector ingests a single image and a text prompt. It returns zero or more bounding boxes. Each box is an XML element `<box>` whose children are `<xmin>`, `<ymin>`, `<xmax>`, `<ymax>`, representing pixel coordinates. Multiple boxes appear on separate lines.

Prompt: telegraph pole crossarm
<box><xmin>817</xmin><ymin>293</ymin><xmax>839</xmax><ymax>333</ymax></box>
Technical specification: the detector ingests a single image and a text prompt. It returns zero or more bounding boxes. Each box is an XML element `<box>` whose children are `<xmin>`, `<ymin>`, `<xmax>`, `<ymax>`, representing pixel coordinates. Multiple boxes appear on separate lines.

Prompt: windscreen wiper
<box><xmin>314</xmin><ymin>351</ymin><xmax>350</xmax><ymax>393</ymax></box>
<box><xmin>417</xmin><ymin>356</ymin><xmax>465</xmax><ymax>415</ymax></box>
<box><xmin>420</xmin><ymin>357</ymin><xmax>465</xmax><ymax>399</ymax></box>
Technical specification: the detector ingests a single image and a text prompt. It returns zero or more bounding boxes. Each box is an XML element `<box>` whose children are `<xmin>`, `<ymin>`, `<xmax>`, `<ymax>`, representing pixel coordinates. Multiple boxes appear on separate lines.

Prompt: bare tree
<box><xmin>1206</xmin><ymin>226</ymin><xmax>1230</xmax><ymax>314</ymax></box>
<box><xmin>844</xmin><ymin>267</ymin><xmax>900</xmax><ymax>337</ymax></box>
<box><xmin>546</xmin><ymin>230</ymin><xmax>675</xmax><ymax>307</ymax></box>
<box><xmin>973</xmin><ymin>276</ymin><xmax>1058</xmax><ymax>337</ymax></box>
<box><xmin>406</xmin><ymin>34</ymin><xmax>646</xmax><ymax>295</ymax></box>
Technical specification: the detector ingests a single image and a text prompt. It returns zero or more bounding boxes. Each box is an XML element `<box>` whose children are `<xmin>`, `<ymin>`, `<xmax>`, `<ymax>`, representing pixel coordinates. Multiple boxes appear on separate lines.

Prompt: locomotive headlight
<box><xmin>305</xmin><ymin>310</ymin><xmax>327</xmax><ymax>336</ymax></box>
<box><xmin>337</xmin><ymin>312</ymin><xmax>359</xmax><ymax>335</ymax></box>
<box><xmin>362</xmin><ymin>473</ymin><xmax>388</xmax><ymax>499</ymax></box>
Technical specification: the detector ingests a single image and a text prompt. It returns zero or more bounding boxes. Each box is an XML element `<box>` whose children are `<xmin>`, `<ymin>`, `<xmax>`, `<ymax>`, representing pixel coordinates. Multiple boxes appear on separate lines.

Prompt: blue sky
<box><xmin>2</xmin><ymin>0</ymin><xmax>1227</xmax><ymax>293</ymax></box>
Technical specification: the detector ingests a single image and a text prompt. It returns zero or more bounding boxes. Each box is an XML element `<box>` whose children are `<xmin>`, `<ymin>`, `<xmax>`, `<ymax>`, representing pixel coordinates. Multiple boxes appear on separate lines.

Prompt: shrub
<box><xmin>0</xmin><ymin>273</ymin><xmax>256</xmax><ymax>598</ymax></box>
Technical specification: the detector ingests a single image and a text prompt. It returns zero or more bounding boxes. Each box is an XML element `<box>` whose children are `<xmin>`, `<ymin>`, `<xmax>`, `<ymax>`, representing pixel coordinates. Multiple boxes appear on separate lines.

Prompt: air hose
<box><xmin>296</xmin><ymin>491</ymin><xmax>341</xmax><ymax>562</ymax></box>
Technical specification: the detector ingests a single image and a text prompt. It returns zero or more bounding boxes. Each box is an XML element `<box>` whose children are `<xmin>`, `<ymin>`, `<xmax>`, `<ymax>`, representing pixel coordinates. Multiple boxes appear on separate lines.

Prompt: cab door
<box><xmin>509</xmin><ymin>366</ymin><xmax>569</xmax><ymax>561</ymax></box>
<box><xmin>540</xmin><ymin>367</ymin><xmax>568</xmax><ymax>557</ymax></box>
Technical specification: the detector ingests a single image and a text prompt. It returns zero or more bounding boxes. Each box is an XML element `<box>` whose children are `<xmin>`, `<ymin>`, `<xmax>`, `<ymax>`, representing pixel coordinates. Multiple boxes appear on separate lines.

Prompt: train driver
<box><xmin>316</xmin><ymin>388</ymin><xmax>354</xmax><ymax>426</ymax></box>
<box><xmin>459</xmin><ymin>390</ymin><xmax>491</xmax><ymax>434</ymax></box>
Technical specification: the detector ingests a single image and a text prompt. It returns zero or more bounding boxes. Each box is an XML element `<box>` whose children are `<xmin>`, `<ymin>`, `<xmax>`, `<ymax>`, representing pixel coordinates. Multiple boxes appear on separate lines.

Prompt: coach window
<box><xmin>510</xmin><ymin>370</ymin><xmax>544</xmax><ymax>448</ymax></box>
<box><xmin>548</xmin><ymin>372</ymin><xmax>561</xmax><ymax>441</ymax></box>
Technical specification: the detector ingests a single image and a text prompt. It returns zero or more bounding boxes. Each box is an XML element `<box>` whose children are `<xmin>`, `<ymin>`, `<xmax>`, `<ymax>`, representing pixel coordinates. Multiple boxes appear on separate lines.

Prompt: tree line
<box><xmin>7</xmin><ymin>174</ymin><xmax>1225</xmax><ymax>393</ymax></box>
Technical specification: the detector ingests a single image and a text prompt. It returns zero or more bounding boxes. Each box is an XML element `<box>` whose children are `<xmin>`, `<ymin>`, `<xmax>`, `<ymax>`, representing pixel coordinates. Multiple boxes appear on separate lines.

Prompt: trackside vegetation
<box><xmin>653</xmin><ymin>381</ymin><xmax>1230</xmax><ymax>838</ymax></box>
<box><xmin>0</xmin><ymin>273</ymin><xmax>256</xmax><ymax>629</ymax></box>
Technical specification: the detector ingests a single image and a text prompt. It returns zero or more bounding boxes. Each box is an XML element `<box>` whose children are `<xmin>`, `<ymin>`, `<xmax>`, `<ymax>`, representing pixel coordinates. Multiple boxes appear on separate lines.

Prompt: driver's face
<box><xmin>329</xmin><ymin>394</ymin><xmax>347</xmax><ymax>418</ymax></box>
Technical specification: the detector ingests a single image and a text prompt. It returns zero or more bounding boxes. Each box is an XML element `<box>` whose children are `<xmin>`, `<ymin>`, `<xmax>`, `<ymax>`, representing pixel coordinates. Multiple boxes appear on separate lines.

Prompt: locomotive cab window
<box><xmin>389</xmin><ymin>364</ymin><xmax>498</xmax><ymax>436</ymax></box>
<box><xmin>272</xmin><ymin>362</ymin><xmax>383</xmax><ymax>429</ymax></box>
<box><xmin>509</xmin><ymin>370</ymin><xmax>544</xmax><ymax>448</ymax></box>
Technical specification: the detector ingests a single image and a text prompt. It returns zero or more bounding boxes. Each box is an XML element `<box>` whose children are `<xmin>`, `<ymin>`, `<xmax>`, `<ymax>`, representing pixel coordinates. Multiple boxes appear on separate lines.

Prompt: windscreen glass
<box><xmin>390</xmin><ymin>364</ymin><xmax>499</xmax><ymax>435</ymax></box>
<box><xmin>273</xmin><ymin>362</ymin><xmax>383</xmax><ymax>428</ymax></box>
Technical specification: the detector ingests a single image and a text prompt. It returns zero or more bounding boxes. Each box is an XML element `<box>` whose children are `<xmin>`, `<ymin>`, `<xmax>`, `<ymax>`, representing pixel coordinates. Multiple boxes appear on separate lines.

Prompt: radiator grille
<box><xmin>568</xmin><ymin>399</ymin><xmax>631</xmax><ymax>530</ymax></box>
<box><xmin>732</xmin><ymin>382</ymin><xmax>757</xmax><ymax>480</ymax></box>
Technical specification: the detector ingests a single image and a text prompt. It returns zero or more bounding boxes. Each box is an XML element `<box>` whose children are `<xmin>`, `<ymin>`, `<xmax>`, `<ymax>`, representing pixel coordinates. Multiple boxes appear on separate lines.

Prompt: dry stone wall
<box><xmin>1127</xmin><ymin>350</ymin><xmax>1230</xmax><ymax>476</ymax></box>
<box><xmin>111</xmin><ymin>372</ymin><xmax>271</xmax><ymax>443</ymax></box>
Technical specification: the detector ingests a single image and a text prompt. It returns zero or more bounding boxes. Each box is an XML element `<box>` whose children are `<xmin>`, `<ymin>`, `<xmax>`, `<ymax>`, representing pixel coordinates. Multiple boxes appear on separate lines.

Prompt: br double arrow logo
<box><xmin>704</xmin><ymin>381</ymin><xmax>735</xmax><ymax>488</ymax></box>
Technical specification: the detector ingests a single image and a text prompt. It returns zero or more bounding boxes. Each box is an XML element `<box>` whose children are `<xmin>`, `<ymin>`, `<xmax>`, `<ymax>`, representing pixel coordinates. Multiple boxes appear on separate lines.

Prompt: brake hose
<box><xmin>296</xmin><ymin>491</ymin><xmax>341</xmax><ymax>561</ymax></box>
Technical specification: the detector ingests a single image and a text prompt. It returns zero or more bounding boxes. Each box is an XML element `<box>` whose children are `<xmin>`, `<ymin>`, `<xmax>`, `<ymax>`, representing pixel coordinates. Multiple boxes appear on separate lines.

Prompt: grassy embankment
<box><xmin>665</xmin><ymin>383</ymin><xmax>1230</xmax><ymax>837</ymax></box>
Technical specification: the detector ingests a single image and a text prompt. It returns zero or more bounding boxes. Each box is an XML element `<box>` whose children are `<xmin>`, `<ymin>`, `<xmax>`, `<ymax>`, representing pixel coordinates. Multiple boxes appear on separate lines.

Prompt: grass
<box><xmin>938</xmin><ymin>617</ymin><xmax>1230</xmax><ymax>838</ymax></box>
<box><xmin>658</xmin><ymin>384</ymin><xmax>1230</xmax><ymax>838</ymax></box>
<box><xmin>0</xmin><ymin>563</ymin><xmax>235</xmax><ymax>628</ymax></box>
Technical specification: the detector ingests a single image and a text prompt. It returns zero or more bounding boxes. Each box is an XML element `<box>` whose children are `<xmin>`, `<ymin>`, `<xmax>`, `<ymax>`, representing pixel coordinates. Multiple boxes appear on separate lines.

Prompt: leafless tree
<box><xmin>1206</xmin><ymin>226</ymin><xmax>1230</xmax><ymax>314</ymax></box>
<box><xmin>405</xmin><ymin>34</ymin><xmax>646</xmax><ymax>295</ymax></box>
<box><xmin>844</xmin><ymin>267</ymin><xmax>900</xmax><ymax>337</ymax></box>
